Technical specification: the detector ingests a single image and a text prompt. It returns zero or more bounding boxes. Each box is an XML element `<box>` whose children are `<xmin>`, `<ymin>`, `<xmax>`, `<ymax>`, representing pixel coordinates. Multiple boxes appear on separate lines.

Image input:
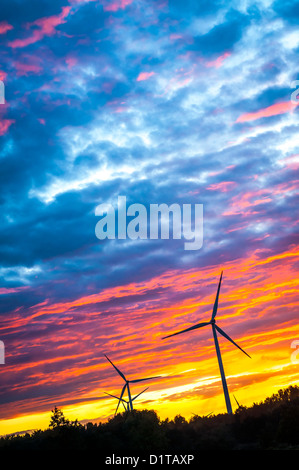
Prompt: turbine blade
<box><xmin>233</xmin><ymin>394</ymin><xmax>240</xmax><ymax>407</ymax></box>
<box><xmin>211</xmin><ymin>271</ymin><xmax>223</xmax><ymax>321</ymax></box>
<box><xmin>105</xmin><ymin>392</ymin><xmax>123</xmax><ymax>401</ymax></box>
<box><xmin>115</xmin><ymin>383</ymin><xmax>127</xmax><ymax>414</ymax></box>
<box><xmin>132</xmin><ymin>387</ymin><xmax>149</xmax><ymax>401</ymax></box>
<box><xmin>162</xmin><ymin>322</ymin><xmax>210</xmax><ymax>340</ymax></box>
<box><xmin>104</xmin><ymin>392</ymin><xmax>127</xmax><ymax>403</ymax></box>
<box><xmin>104</xmin><ymin>354</ymin><xmax>126</xmax><ymax>381</ymax></box>
<box><xmin>215</xmin><ymin>324</ymin><xmax>251</xmax><ymax>358</ymax></box>
<box><xmin>129</xmin><ymin>376</ymin><xmax>161</xmax><ymax>384</ymax></box>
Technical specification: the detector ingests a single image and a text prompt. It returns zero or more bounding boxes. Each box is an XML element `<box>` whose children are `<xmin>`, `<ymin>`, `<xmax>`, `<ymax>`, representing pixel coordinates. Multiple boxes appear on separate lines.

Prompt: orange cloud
<box><xmin>236</xmin><ymin>100</ymin><xmax>299</xmax><ymax>123</ymax></box>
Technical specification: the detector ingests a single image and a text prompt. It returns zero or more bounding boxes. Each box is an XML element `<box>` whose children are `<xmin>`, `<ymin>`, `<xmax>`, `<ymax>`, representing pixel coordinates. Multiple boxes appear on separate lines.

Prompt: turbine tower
<box><xmin>104</xmin><ymin>354</ymin><xmax>160</xmax><ymax>412</ymax></box>
<box><xmin>104</xmin><ymin>387</ymin><xmax>149</xmax><ymax>414</ymax></box>
<box><xmin>162</xmin><ymin>271</ymin><xmax>251</xmax><ymax>414</ymax></box>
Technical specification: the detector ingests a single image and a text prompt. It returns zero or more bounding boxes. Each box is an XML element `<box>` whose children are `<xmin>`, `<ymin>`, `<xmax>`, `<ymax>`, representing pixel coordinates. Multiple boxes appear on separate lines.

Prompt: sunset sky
<box><xmin>0</xmin><ymin>0</ymin><xmax>298</xmax><ymax>435</ymax></box>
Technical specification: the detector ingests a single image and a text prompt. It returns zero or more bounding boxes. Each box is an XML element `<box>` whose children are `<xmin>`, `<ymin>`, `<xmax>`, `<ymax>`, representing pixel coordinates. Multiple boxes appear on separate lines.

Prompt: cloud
<box><xmin>136</xmin><ymin>71</ymin><xmax>155</xmax><ymax>81</ymax></box>
<box><xmin>236</xmin><ymin>101</ymin><xmax>299</xmax><ymax>123</ymax></box>
<box><xmin>191</xmin><ymin>9</ymin><xmax>250</xmax><ymax>56</ymax></box>
<box><xmin>272</xmin><ymin>0</ymin><xmax>299</xmax><ymax>25</ymax></box>
<box><xmin>205</xmin><ymin>51</ymin><xmax>231</xmax><ymax>68</ymax></box>
<box><xmin>8</xmin><ymin>6</ymin><xmax>71</xmax><ymax>48</ymax></box>
<box><xmin>103</xmin><ymin>0</ymin><xmax>133</xmax><ymax>12</ymax></box>
<box><xmin>0</xmin><ymin>21</ymin><xmax>13</xmax><ymax>34</ymax></box>
<box><xmin>0</xmin><ymin>119</ymin><xmax>15</xmax><ymax>135</ymax></box>
<box><xmin>14</xmin><ymin>62</ymin><xmax>43</xmax><ymax>76</ymax></box>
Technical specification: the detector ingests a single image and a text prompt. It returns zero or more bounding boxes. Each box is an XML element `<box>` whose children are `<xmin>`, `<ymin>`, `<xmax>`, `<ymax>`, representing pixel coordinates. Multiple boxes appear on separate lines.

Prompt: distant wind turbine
<box><xmin>233</xmin><ymin>394</ymin><xmax>241</xmax><ymax>409</ymax></box>
<box><xmin>105</xmin><ymin>391</ymin><xmax>128</xmax><ymax>412</ymax></box>
<box><xmin>104</xmin><ymin>387</ymin><xmax>149</xmax><ymax>414</ymax></box>
<box><xmin>104</xmin><ymin>354</ymin><xmax>160</xmax><ymax>413</ymax></box>
<box><xmin>162</xmin><ymin>271</ymin><xmax>251</xmax><ymax>414</ymax></box>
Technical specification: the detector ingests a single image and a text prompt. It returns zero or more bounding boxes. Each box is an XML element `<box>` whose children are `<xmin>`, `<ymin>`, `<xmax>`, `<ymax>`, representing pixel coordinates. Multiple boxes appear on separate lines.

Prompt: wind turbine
<box><xmin>104</xmin><ymin>387</ymin><xmax>149</xmax><ymax>414</ymax></box>
<box><xmin>162</xmin><ymin>271</ymin><xmax>251</xmax><ymax>414</ymax></box>
<box><xmin>104</xmin><ymin>354</ymin><xmax>160</xmax><ymax>412</ymax></box>
<box><xmin>105</xmin><ymin>391</ymin><xmax>128</xmax><ymax>412</ymax></box>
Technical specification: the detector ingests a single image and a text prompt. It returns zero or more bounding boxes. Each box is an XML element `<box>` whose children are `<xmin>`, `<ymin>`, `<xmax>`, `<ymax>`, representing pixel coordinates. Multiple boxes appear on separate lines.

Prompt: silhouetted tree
<box><xmin>49</xmin><ymin>407</ymin><xmax>70</xmax><ymax>428</ymax></box>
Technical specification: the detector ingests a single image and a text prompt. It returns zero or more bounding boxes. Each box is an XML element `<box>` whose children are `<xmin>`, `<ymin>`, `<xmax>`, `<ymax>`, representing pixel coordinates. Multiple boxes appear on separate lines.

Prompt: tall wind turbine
<box><xmin>105</xmin><ymin>387</ymin><xmax>149</xmax><ymax>414</ymax></box>
<box><xmin>104</xmin><ymin>354</ymin><xmax>160</xmax><ymax>412</ymax></box>
<box><xmin>162</xmin><ymin>271</ymin><xmax>251</xmax><ymax>414</ymax></box>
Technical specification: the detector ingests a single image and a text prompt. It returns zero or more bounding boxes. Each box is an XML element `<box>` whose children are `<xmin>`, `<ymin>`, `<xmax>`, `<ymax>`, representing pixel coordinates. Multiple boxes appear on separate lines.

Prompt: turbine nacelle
<box><xmin>105</xmin><ymin>387</ymin><xmax>149</xmax><ymax>415</ymax></box>
<box><xmin>104</xmin><ymin>354</ymin><xmax>161</xmax><ymax>413</ymax></box>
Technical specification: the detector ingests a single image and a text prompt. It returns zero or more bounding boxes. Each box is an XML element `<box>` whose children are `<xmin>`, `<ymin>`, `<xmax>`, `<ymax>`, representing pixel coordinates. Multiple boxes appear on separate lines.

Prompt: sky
<box><xmin>0</xmin><ymin>0</ymin><xmax>298</xmax><ymax>435</ymax></box>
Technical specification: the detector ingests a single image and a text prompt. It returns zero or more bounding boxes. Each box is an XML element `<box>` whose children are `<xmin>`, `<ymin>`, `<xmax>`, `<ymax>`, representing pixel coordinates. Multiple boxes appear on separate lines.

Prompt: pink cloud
<box><xmin>206</xmin><ymin>52</ymin><xmax>231</xmax><ymax>69</ymax></box>
<box><xmin>223</xmin><ymin>180</ymin><xmax>299</xmax><ymax>217</ymax></box>
<box><xmin>107</xmin><ymin>98</ymin><xmax>129</xmax><ymax>113</ymax></box>
<box><xmin>8</xmin><ymin>34</ymin><xmax>39</xmax><ymax>49</ymax></box>
<box><xmin>15</xmin><ymin>62</ymin><xmax>43</xmax><ymax>76</ymax></box>
<box><xmin>0</xmin><ymin>286</ymin><xmax>29</xmax><ymax>295</ymax></box>
<box><xmin>65</xmin><ymin>56</ymin><xmax>78</xmax><ymax>69</ymax></box>
<box><xmin>136</xmin><ymin>71</ymin><xmax>155</xmax><ymax>82</ymax></box>
<box><xmin>209</xmin><ymin>166</ymin><xmax>236</xmax><ymax>178</ymax></box>
<box><xmin>0</xmin><ymin>71</ymin><xmax>7</xmax><ymax>81</ymax></box>
<box><xmin>104</xmin><ymin>0</ymin><xmax>133</xmax><ymax>12</ymax></box>
<box><xmin>236</xmin><ymin>101</ymin><xmax>299</xmax><ymax>123</ymax></box>
<box><xmin>68</xmin><ymin>0</ymin><xmax>94</xmax><ymax>3</ymax></box>
<box><xmin>0</xmin><ymin>21</ymin><xmax>13</xmax><ymax>35</ymax></box>
<box><xmin>102</xmin><ymin>81</ymin><xmax>115</xmax><ymax>94</ymax></box>
<box><xmin>8</xmin><ymin>6</ymin><xmax>71</xmax><ymax>48</ymax></box>
<box><xmin>207</xmin><ymin>181</ymin><xmax>237</xmax><ymax>192</ymax></box>
<box><xmin>0</xmin><ymin>119</ymin><xmax>15</xmax><ymax>136</ymax></box>
<box><xmin>279</xmin><ymin>154</ymin><xmax>299</xmax><ymax>170</ymax></box>
<box><xmin>170</xmin><ymin>33</ymin><xmax>183</xmax><ymax>40</ymax></box>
